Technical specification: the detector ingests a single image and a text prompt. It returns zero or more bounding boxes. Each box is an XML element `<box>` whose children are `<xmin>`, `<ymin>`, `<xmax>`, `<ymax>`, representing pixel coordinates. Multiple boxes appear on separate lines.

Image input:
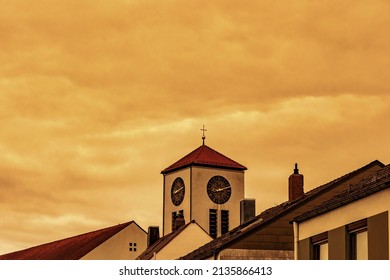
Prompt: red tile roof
<box><xmin>161</xmin><ymin>145</ymin><xmax>247</xmax><ymax>174</ymax></box>
<box><xmin>0</xmin><ymin>221</ymin><xmax>139</xmax><ymax>260</ymax></box>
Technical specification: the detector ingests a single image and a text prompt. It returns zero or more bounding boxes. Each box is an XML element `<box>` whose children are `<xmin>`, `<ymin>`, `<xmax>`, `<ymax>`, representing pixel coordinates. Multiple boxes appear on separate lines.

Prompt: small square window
<box><xmin>129</xmin><ymin>242</ymin><xmax>137</xmax><ymax>252</ymax></box>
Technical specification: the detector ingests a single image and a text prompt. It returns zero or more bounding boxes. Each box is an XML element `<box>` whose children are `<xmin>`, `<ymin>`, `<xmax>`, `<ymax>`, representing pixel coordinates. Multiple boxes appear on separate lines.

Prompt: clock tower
<box><xmin>161</xmin><ymin>140</ymin><xmax>247</xmax><ymax>238</ymax></box>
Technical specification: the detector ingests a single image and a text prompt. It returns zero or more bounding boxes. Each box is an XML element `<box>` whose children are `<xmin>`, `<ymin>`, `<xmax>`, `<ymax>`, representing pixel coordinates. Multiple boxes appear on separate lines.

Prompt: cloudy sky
<box><xmin>1</xmin><ymin>0</ymin><xmax>390</xmax><ymax>254</ymax></box>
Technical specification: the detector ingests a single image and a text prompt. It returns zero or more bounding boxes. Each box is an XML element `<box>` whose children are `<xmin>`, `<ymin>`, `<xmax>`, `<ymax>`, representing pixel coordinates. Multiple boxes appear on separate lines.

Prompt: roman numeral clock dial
<box><xmin>207</xmin><ymin>175</ymin><xmax>231</xmax><ymax>204</ymax></box>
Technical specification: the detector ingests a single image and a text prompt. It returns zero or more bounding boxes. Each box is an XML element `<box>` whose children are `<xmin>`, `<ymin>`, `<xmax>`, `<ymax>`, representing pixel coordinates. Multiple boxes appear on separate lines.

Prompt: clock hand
<box><xmin>173</xmin><ymin>186</ymin><xmax>184</xmax><ymax>194</ymax></box>
<box><xmin>213</xmin><ymin>186</ymin><xmax>231</xmax><ymax>192</ymax></box>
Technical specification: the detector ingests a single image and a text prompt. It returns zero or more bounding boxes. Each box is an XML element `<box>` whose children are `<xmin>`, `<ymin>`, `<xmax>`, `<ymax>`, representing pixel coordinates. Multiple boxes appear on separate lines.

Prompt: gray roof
<box><xmin>293</xmin><ymin>163</ymin><xmax>390</xmax><ymax>223</ymax></box>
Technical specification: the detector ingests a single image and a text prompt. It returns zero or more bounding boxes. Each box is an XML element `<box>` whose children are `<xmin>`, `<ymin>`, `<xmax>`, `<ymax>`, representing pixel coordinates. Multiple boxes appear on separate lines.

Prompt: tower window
<box><xmin>209</xmin><ymin>209</ymin><xmax>217</xmax><ymax>238</ymax></box>
<box><xmin>221</xmin><ymin>210</ymin><xmax>229</xmax><ymax>235</ymax></box>
<box><xmin>172</xmin><ymin>210</ymin><xmax>185</xmax><ymax>231</ymax></box>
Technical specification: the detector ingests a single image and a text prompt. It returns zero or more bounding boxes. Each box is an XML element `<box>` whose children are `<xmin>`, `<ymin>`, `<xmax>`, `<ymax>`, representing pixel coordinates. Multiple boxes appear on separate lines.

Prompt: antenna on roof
<box><xmin>294</xmin><ymin>163</ymin><xmax>299</xmax><ymax>174</ymax></box>
<box><xmin>200</xmin><ymin>125</ymin><xmax>207</xmax><ymax>145</ymax></box>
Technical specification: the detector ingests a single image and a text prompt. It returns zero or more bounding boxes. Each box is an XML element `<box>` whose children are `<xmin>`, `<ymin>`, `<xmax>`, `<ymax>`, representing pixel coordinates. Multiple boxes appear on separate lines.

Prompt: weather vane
<box><xmin>200</xmin><ymin>125</ymin><xmax>207</xmax><ymax>145</ymax></box>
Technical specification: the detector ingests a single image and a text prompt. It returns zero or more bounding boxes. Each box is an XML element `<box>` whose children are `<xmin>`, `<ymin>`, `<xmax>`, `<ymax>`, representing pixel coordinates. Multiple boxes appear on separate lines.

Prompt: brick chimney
<box><xmin>288</xmin><ymin>163</ymin><xmax>304</xmax><ymax>202</ymax></box>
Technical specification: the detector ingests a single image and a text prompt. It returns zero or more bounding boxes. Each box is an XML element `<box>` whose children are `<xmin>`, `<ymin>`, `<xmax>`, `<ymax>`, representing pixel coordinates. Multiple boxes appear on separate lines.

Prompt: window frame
<box><xmin>311</xmin><ymin>231</ymin><xmax>328</xmax><ymax>260</ymax></box>
<box><xmin>209</xmin><ymin>209</ymin><xmax>217</xmax><ymax>239</ymax></box>
<box><xmin>221</xmin><ymin>210</ymin><xmax>229</xmax><ymax>235</ymax></box>
<box><xmin>348</xmin><ymin>219</ymin><xmax>368</xmax><ymax>260</ymax></box>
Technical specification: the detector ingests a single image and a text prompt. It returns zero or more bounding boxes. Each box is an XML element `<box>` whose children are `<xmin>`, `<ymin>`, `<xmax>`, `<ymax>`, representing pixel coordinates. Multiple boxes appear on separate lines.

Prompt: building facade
<box><xmin>293</xmin><ymin>165</ymin><xmax>390</xmax><ymax>260</ymax></box>
<box><xmin>181</xmin><ymin>160</ymin><xmax>386</xmax><ymax>260</ymax></box>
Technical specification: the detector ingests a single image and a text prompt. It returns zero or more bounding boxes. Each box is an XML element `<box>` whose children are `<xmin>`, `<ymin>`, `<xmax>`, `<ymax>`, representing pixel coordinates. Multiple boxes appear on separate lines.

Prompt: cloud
<box><xmin>1</xmin><ymin>0</ymin><xmax>390</xmax><ymax>254</ymax></box>
<box><xmin>3</xmin><ymin>1</ymin><xmax>390</xmax><ymax>112</ymax></box>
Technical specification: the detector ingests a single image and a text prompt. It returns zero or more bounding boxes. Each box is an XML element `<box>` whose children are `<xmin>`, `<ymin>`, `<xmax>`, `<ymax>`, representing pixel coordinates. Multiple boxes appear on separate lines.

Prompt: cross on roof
<box><xmin>200</xmin><ymin>125</ymin><xmax>207</xmax><ymax>145</ymax></box>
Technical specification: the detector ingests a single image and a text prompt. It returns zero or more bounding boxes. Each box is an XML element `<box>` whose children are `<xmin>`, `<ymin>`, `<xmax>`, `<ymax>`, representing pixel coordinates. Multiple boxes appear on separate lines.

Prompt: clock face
<box><xmin>171</xmin><ymin>177</ymin><xmax>185</xmax><ymax>206</ymax></box>
<box><xmin>207</xmin><ymin>175</ymin><xmax>231</xmax><ymax>204</ymax></box>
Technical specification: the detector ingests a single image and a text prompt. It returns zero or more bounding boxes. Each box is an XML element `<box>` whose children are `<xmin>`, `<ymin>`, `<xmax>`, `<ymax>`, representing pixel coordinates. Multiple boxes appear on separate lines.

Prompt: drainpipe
<box><xmin>293</xmin><ymin>221</ymin><xmax>299</xmax><ymax>260</ymax></box>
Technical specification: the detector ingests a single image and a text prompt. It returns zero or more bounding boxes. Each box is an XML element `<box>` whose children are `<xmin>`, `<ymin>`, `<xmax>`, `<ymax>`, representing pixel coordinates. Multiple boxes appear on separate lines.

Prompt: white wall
<box><xmin>163</xmin><ymin>168</ymin><xmax>191</xmax><ymax>236</ymax></box>
<box><xmin>156</xmin><ymin>223</ymin><xmax>212</xmax><ymax>260</ymax></box>
<box><xmin>81</xmin><ymin>222</ymin><xmax>147</xmax><ymax>260</ymax></box>
<box><xmin>191</xmin><ymin>166</ymin><xmax>245</xmax><ymax>237</ymax></box>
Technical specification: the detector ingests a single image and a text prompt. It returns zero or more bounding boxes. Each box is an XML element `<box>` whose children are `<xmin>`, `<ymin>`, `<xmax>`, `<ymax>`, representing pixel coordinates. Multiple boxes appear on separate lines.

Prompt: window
<box><xmin>311</xmin><ymin>232</ymin><xmax>328</xmax><ymax>260</ymax></box>
<box><xmin>221</xmin><ymin>210</ymin><xmax>229</xmax><ymax>235</ymax></box>
<box><xmin>209</xmin><ymin>209</ymin><xmax>217</xmax><ymax>238</ymax></box>
<box><xmin>353</xmin><ymin>231</ymin><xmax>368</xmax><ymax>260</ymax></box>
<box><xmin>348</xmin><ymin>219</ymin><xmax>368</xmax><ymax>260</ymax></box>
<box><xmin>129</xmin><ymin>242</ymin><xmax>137</xmax><ymax>252</ymax></box>
<box><xmin>172</xmin><ymin>210</ymin><xmax>185</xmax><ymax>231</ymax></box>
<box><xmin>314</xmin><ymin>243</ymin><xmax>328</xmax><ymax>260</ymax></box>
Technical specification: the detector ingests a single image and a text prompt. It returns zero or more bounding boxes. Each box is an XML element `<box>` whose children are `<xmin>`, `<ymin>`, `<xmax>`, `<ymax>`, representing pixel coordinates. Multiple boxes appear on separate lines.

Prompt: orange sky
<box><xmin>1</xmin><ymin>0</ymin><xmax>390</xmax><ymax>254</ymax></box>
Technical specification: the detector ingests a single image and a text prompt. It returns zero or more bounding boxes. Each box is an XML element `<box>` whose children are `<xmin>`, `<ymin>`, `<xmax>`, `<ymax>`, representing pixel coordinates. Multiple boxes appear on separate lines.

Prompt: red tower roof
<box><xmin>161</xmin><ymin>145</ymin><xmax>247</xmax><ymax>174</ymax></box>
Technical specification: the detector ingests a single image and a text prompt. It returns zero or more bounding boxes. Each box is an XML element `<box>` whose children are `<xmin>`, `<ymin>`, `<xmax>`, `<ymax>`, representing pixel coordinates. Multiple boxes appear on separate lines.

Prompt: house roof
<box><xmin>0</xmin><ymin>221</ymin><xmax>142</xmax><ymax>260</ymax></box>
<box><xmin>293</xmin><ymin>164</ymin><xmax>390</xmax><ymax>223</ymax></box>
<box><xmin>180</xmin><ymin>160</ymin><xmax>385</xmax><ymax>260</ymax></box>
<box><xmin>137</xmin><ymin>220</ymin><xmax>203</xmax><ymax>260</ymax></box>
<box><xmin>161</xmin><ymin>145</ymin><xmax>247</xmax><ymax>174</ymax></box>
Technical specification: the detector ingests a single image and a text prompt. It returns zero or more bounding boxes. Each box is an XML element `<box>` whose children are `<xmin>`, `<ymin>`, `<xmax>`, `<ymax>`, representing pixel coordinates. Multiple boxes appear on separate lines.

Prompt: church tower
<box><xmin>161</xmin><ymin>130</ymin><xmax>247</xmax><ymax>238</ymax></box>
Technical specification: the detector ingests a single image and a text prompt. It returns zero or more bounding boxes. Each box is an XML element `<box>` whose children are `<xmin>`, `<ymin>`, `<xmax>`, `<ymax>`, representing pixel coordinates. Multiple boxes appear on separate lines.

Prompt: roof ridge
<box><xmin>304</xmin><ymin>159</ymin><xmax>384</xmax><ymax>197</ymax></box>
<box><xmin>192</xmin><ymin>145</ymin><xmax>204</xmax><ymax>162</ymax></box>
<box><xmin>42</xmin><ymin>221</ymin><xmax>133</xmax><ymax>245</ymax></box>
